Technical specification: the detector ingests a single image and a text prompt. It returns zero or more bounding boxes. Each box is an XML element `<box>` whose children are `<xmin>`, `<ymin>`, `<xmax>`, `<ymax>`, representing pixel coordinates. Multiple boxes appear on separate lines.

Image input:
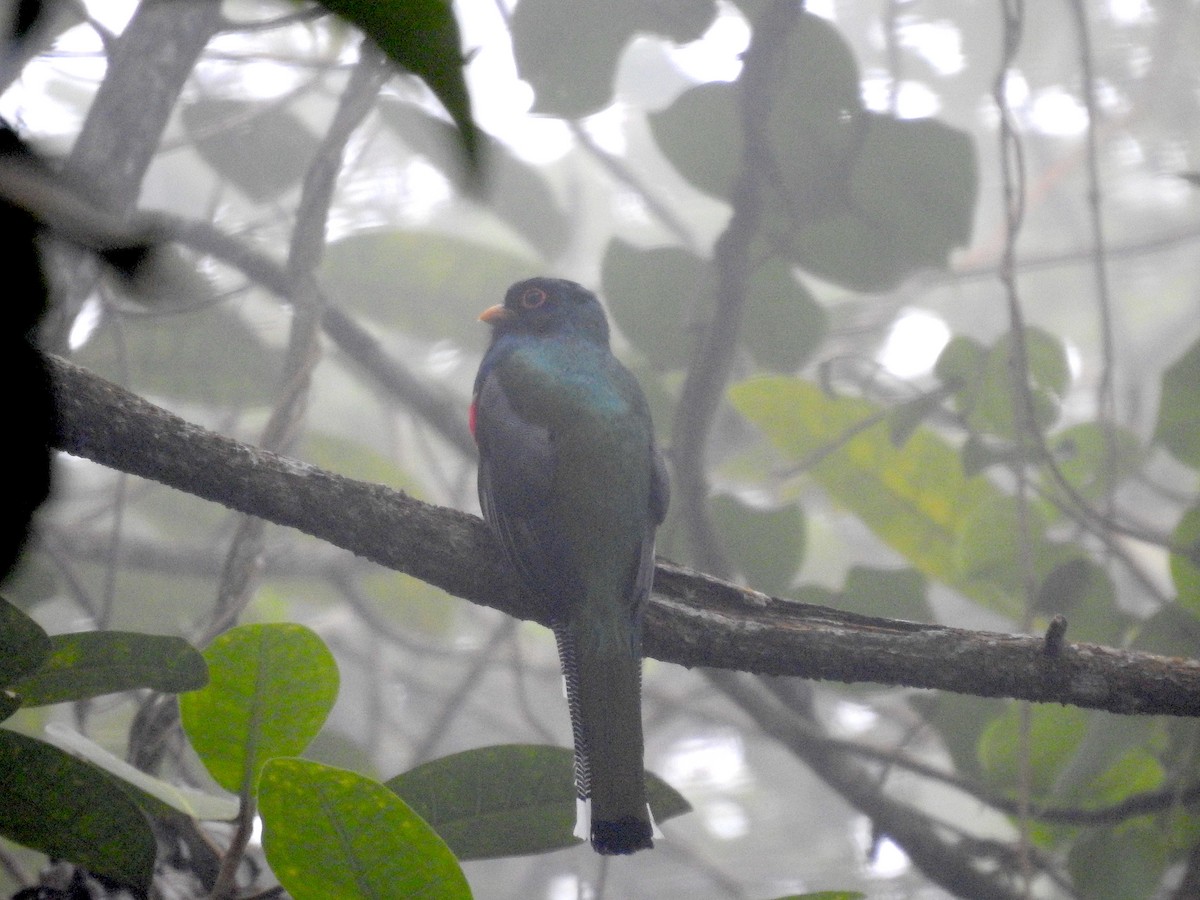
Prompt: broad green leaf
<box><xmin>649</xmin><ymin>81</ymin><xmax>741</xmax><ymax>200</ymax></box>
<box><xmin>41</xmin><ymin>723</ymin><xmax>239</xmax><ymax>821</ymax></box>
<box><xmin>789</xmin><ymin>114</ymin><xmax>976</xmax><ymax>291</ymax></box>
<box><xmin>1068</xmin><ymin>820</ymin><xmax>1166</xmax><ymax>900</ymax></box>
<box><xmin>887</xmin><ymin>390</ymin><xmax>950</xmax><ymax>448</ymax></box>
<box><xmin>1085</xmin><ymin>748</ymin><xmax>1164</xmax><ymax>808</ymax></box>
<box><xmin>320</xmin><ymin>229</ymin><xmax>536</xmax><ymax>343</ymax></box>
<box><xmin>711</xmin><ymin>495</ymin><xmax>805</xmax><ymax>597</ymax></box>
<box><xmin>954</xmin><ymin>496</ymin><xmax>1046</xmax><ymax>601</ymax></box>
<box><xmin>1049</xmin><ymin>711</ymin><xmax>1165</xmax><ymax>803</ymax></box>
<box><xmin>317</xmin><ymin>0</ymin><xmax>480</xmax><ymax>172</ymax></box>
<box><xmin>0</xmin><ymin>729</ymin><xmax>155</xmax><ymax>893</ymax></box>
<box><xmin>935</xmin><ymin>334</ymin><xmax>987</xmax><ymax>392</ymax></box>
<box><xmin>386</xmin><ymin>744</ymin><xmax>690</xmax><ymax>859</ymax></box>
<box><xmin>511</xmin><ymin>0</ymin><xmax>716</xmax><ymax>117</ymax></box>
<box><xmin>260</xmin><ymin>757</ymin><xmax>470</xmax><ymax>899</ymax></box>
<box><xmin>0</xmin><ymin>595</ymin><xmax>50</xmax><ymax>687</ymax></box>
<box><xmin>649</xmin><ymin>11</ymin><xmax>860</xmax><ymax>206</ymax></box>
<box><xmin>180</xmin><ymin>623</ymin><xmax>338</xmax><ymax>797</ymax></box>
<box><xmin>1132</xmin><ymin>604</ymin><xmax>1200</xmax><ymax>659</ymax></box>
<box><xmin>180</xmin><ymin>98</ymin><xmax>317</xmax><ymax>202</ymax></box>
<box><xmin>972</xmin><ymin>328</ymin><xmax>1070</xmax><ymax>438</ymax></box>
<box><xmin>14</xmin><ymin>631</ymin><xmax>207</xmax><ymax>706</ymax></box>
<box><xmin>651</xmin><ymin>17</ymin><xmax>976</xmax><ymax>290</ymax></box>
<box><xmin>764</xmin><ymin>11</ymin><xmax>864</xmax><ymax>203</ymax></box>
<box><xmin>1154</xmin><ymin>335</ymin><xmax>1200</xmax><ymax>469</ymax></box>
<box><xmin>1032</xmin><ymin>556</ymin><xmax>1120</xmax><ymax>639</ymax></box>
<box><xmin>729</xmin><ymin>376</ymin><xmax>1017</xmax><ymax>614</ymax></box>
<box><xmin>977</xmin><ymin>704</ymin><xmax>1088</xmax><ymax>796</ymax></box>
<box><xmin>940</xmin><ymin>329</ymin><xmax>1069</xmax><ymax>441</ymax></box>
<box><xmin>601</xmin><ymin>239</ymin><xmax>702</xmax><ymax>370</ymax></box>
<box><xmin>1048</xmin><ymin>422</ymin><xmax>1143</xmax><ymax>503</ymax></box>
<box><xmin>1170</xmin><ymin>505</ymin><xmax>1200</xmax><ymax>618</ymax></box>
<box><xmin>909</xmin><ymin>693</ymin><xmax>1007</xmax><ymax>782</ymax></box>
<box><xmin>743</xmin><ymin>257</ymin><xmax>827</xmax><ymax>372</ymax></box>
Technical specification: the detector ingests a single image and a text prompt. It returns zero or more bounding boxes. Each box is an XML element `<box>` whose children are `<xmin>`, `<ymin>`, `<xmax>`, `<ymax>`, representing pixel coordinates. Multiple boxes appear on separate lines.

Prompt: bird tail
<box><xmin>554</xmin><ymin>621</ymin><xmax>653</xmax><ymax>855</ymax></box>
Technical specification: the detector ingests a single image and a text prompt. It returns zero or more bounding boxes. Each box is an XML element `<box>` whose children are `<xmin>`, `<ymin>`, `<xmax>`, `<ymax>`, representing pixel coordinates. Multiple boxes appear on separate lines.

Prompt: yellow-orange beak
<box><xmin>479</xmin><ymin>304</ymin><xmax>510</xmax><ymax>324</ymax></box>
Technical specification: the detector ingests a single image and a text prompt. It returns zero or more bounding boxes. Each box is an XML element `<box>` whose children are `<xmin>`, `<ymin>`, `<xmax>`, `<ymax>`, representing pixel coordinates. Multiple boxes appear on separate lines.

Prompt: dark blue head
<box><xmin>480</xmin><ymin>278</ymin><xmax>611</xmax><ymax>347</ymax></box>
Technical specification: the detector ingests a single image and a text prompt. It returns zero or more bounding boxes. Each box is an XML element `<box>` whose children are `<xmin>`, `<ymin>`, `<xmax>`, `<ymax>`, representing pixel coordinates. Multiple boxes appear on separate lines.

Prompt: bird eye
<box><xmin>520</xmin><ymin>287</ymin><xmax>548</xmax><ymax>309</ymax></box>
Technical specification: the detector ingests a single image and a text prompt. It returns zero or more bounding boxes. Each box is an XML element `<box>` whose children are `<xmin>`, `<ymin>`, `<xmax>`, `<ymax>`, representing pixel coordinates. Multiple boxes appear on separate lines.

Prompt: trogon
<box><xmin>471</xmin><ymin>277</ymin><xmax>669</xmax><ymax>854</ymax></box>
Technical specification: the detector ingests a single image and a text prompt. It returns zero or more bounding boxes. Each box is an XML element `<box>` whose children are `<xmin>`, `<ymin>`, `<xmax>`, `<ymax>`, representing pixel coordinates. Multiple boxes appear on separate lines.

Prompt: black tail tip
<box><xmin>592</xmin><ymin>818</ymin><xmax>654</xmax><ymax>855</ymax></box>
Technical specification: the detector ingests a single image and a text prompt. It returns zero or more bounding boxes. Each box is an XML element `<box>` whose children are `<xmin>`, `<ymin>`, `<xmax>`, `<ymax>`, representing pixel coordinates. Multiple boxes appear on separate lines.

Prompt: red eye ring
<box><xmin>520</xmin><ymin>287</ymin><xmax>548</xmax><ymax>309</ymax></box>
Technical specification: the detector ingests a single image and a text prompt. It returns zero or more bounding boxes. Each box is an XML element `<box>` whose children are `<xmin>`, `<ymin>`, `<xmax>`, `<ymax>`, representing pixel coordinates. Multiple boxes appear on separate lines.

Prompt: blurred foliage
<box><xmin>2</xmin><ymin>0</ymin><xmax>1200</xmax><ymax>897</ymax></box>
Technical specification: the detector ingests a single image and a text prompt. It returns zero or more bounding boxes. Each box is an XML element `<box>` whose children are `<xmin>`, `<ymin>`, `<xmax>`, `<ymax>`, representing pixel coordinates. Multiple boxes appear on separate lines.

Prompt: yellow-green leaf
<box><xmin>730</xmin><ymin>376</ymin><xmax>1014</xmax><ymax>614</ymax></box>
<box><xmin>180</xmin><ymin>624</ymin><xmax>338</xmax><ymax>797</ymax></box>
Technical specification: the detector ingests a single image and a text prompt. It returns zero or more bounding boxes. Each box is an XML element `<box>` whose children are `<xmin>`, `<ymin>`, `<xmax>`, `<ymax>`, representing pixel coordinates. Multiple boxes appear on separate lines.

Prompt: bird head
<box><xmin>480</xmin><ymin>277</ymin><xmax>611</xmax><ymax>347</ymax></box>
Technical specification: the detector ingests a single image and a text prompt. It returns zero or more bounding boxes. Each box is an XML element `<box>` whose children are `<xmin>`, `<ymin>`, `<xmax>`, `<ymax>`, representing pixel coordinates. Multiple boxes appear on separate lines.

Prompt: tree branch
<box><xmin>48</xmin><ymin>353</ymin><xmax>1200</xmax><ymax>718</ymax></box>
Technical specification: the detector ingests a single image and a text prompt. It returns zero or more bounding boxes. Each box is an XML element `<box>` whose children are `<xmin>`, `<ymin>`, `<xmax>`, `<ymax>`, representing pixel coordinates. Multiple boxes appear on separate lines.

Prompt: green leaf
<box><xmin>954</xmin><ymin>496</ymin><xmax>1046</xmax><ymax>601</ymax></box>
<box><xmin>259</xmin><ymin>757</ymin><xmax>471</xmax><ymax>899</ymax></box>
<box><xmin>1154</xmin><ymin>335</ymin><xmax>1200</xmax><ymax>469</ymax></box>
<box><xmin>0</xmin><ymin>690</ymin><xmax>19</xmax><ymax>722</ymax></box>
<box><xmin>14</xmin><ymin>631</ymin><xmax>207</xmax><ymax>706</ymax></box>
<box><xmin>181</xmin><ymin>98</ymin><xmax>318</xmax><ymax>202</ymax></box>
<box><xmin>941</xmin><ymin>328</ymin><xmax>1070</xmax><ymax>441</ymax></box>
<box><xmin>649</xmin><ymin>11</ymin><xmax>861</xmax><ymax>207</ymax></box>
<box><xmin>0</xmin><ymin>729</ymin><xmax>155</xmax><ymax>893</ymax></box>
<box><xmin>41</xmin><ymin>723</ymin><xmax>239</xmax><ymax>821</ymax></box>
<box><xmin>386</xmin><ymin>744</ymin><xmax>690</xmax><ymax>859</ymax></box>
<box><xmin>764</xmin><ymin>11</ymin><xmax>864</xmax><ymax>202</ymax></box>
<box><xmin>180</xmin><ymin>623</ymin><xmax>339</xmax><ymax>797</ymax></box>
<box><xmin>1050</xmin><ymin>711</ymin><xmax>1165</xmax><ymax>804</ymax></box>
<box><xmin>711</xmin><ymin>495</ymin><xmax>805</xmax><ymax>596</ymax></box>
<box><xmin>935</xmin><ymin>334</ymin><xmax>987</xmax><ymax>392</ymax></box>
<box><xmin>1068</xmin><ymin>820</ymin><xmax>1167</xmax><ymax>900</ymax></box>
<box><xmin>977</xmin><ymin>704</ymin><xmax>1088</xmax><ymax>796</ymax></box>
<box><xmin>729</xmin><ymin>376</ymin><xmax>1018</xmax><ymax>615</ymax></box>
<box><xmin>788</xmin><ymin>115</ymin><xmax>976</xmax><ymax>291</ymax></box>
<box><xmin>0</xmin><ymin>595</ymin><xmax>50</xmax><ymax>687</ymax></box>
<box><xmin>1032</xmin><ymin>556</ymin><xmax>1113</xmax><ymax>628</ymax></box>
<box><xmin>887</xmin><ymin>390</ymin><xmax>950</xmax><ymax>447</ymax></box>
<box><xmin>319</xmin><ymin>229</ymin><xmax>536</xmax><ymax>344</ymax></box>
<box><xmin>974</xmin><ymin>328</ymin><xmax>1071</xmax><ymax>438</ymax></box>
<box><xmin>511</xmin><ymin>0</ymin><xmax>716</xmax><ymax>117</ymax></box>
<box><xmin>1082</xmin><ymin>747</ymin><xmax>1164</xmax><ymax>808</ymax></box>
<box><xmin>1170</xmin><ymin>504</ymin><xmax>1200</xmax><ymax>618</ymax></box>
<box><xmin>1132</xmin><ymin>604</ymin><xmax>1200</xmax><ymax>659</ymax></box>
<box><xmin>317</xmin><ymin>0</ymin><xmax>480</xmax><ymax>172</ymax></box>
<box><xmin>703</xmin><ymin>13</ymin><xmax>976</xmax><ymax>290</ymax></box>
<box><xmin>1048</xmin><ymin>422</ymin><xmax>1143</xmax><ymax>503</ymax></box>
<box><xmin>743</xmin><ymin>257</ymin><xmax>827</xmax><ymax>372</ymax></box>
<box><xmin>601</xmin><ymin>239</ymin><xmax>703</xmax><ymax>370</ymax></box>
<box><xmin>649</xmin><ymin>81</ymin><xmax>741</xmax><ymax>200</ymax></box>
<box><xmin>909</xmin><ymin>693</ymin><xmax>1008</xmax><ymax>782</ymax></box>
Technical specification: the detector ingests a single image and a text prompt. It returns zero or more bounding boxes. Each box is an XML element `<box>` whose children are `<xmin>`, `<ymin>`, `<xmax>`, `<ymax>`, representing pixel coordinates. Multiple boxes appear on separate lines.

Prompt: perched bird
<box><xmin>471</xmin><ymin>277</ymin><xmax>669</xmax><ymax>854</ymax></box>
